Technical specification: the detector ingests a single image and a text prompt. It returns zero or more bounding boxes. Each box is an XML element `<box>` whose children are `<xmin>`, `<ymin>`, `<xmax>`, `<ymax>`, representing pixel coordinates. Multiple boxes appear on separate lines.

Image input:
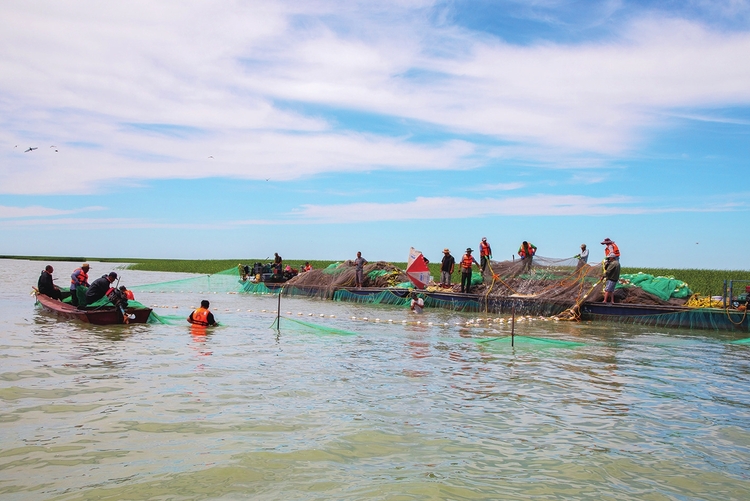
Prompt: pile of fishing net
<box><xmin>470</xmin><ymin>256</ymin><xmax>692</xmax><ymax>308</ymax></box>
<box><xmin>284</xmin><ymin>261</ymin><xmax>409</xmax><ymax>294</ymax></box>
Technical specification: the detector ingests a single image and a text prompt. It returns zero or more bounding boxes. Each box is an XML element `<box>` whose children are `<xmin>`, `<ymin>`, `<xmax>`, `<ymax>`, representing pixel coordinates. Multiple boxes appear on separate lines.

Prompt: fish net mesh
<box><xmin>128</xmin><ymin>256</ymin><xmax>698</xmax><ymax>318</ymax></box>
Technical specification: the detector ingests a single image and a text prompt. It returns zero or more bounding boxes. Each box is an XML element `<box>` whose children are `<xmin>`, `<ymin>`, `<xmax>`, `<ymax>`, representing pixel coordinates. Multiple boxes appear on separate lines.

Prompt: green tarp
<box><xmin>617</xmin><ymin>273</ymin><xmax>692</xmax><ymax>301</ymax></box>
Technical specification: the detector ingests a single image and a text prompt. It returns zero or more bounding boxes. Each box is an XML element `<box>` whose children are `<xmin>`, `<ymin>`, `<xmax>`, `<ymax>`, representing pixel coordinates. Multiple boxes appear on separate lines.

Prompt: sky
<box><xmin>1</xmin><ymin>0</ymin><xmax>749</xmax><ymax>270</ymax></box>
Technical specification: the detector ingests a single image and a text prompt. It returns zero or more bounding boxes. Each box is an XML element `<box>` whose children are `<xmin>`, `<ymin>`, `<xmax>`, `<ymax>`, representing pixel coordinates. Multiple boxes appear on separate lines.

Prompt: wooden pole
<box><xmin>276</xmin><ymin>290</ymin><xmax>281</xmax><ymax>330</ymax></box>
<box><xmin>511</xmin><ymin>303</ymin><xmax>515</xmax><ymax>347</ymax></box>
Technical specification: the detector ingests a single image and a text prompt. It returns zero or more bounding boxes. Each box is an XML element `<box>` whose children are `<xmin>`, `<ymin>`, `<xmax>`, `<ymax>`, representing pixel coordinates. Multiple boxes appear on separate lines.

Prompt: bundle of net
<box><xmin>285</xmin><ymin>261</ymin><xmax>408</xmax><ymax>295</ymax></box>
<box><xmin>477</xmin><ymin>255</ymin><xmax>685</xmax><ymax>307</ymax></box>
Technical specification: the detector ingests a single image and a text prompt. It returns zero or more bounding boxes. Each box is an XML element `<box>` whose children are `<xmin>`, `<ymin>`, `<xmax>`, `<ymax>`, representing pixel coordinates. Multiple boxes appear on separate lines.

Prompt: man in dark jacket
<box><xmin>440</xmin><ymin>248</ymin><xmax>455</xmax><ymax>286</ymax></box>
<box><xmin>85</xmin><ymin>272</ymin><xmax>118</xmax><ymax>306</ymax></box>
<box><xmin>602</xmin><ymin>254</ymin><xmax>621</xmax><ymax>304</ymax></box>
<box><xmin>37</xmin><ymin>265</ymin><xmax>62</xmax><ymax>300</ymax></box>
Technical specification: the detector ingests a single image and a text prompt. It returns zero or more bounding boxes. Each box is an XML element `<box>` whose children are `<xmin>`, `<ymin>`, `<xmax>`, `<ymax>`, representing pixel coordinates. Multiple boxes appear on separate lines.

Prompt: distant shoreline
<box><xmin>7</xmin><ymin>255</ymin><xmax>749</xmax><ymax>296</ymax></box>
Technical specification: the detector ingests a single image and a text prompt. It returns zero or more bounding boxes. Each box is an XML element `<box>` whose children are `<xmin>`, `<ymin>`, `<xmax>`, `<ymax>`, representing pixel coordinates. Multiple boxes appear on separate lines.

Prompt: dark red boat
<box><xmin>35</xmin><ymin>293</ymin><xmax>153</xmax><ymax>325</ymax></box>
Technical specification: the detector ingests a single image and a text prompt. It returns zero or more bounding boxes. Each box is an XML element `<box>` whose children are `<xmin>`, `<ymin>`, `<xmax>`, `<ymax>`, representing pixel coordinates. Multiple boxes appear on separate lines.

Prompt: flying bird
<box><xmin>24</xmin><ymin>147</ymin><xmax>38</xmax><ymax>152</ymax></box>
<box><xmin>50</xmin><ymin>145</ymin><xmax>56</xmax><ymax>148</ymax></box>
<box><xmin>208</xmin><ymin>156</ymin><xmax>214</xmax><ymax>159</ymax></box>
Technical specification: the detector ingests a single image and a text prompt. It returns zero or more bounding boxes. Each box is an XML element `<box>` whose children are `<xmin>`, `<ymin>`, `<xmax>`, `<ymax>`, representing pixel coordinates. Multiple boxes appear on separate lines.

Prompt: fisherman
<box><xmin>440</xmin><ymin>248</ymin><xmax>455</xmax><ymax>287</ymax></box>
<box><xmin>574</xmin><ymin>244</ymin><xmax>589</xmax><ymax>270</ymax></box>
<box><xmin>601</xmin><ymin>254</ymin><xmax>621</xmax><ymax>304</ymax></box>
<box><xmin>601</xmin><ymin>238</ymin><xmax>620</xmax><ymax>261</ymax></box>
<box><xmin>273</xmin><ymin>253</ymin><xmax>283</xmax><ymax>274</ymax></box>
<box><xmin>85</xmin><ymin>272</ymin><xmax>118</xmax><ymax>306</ymax></box>
<box><xmin>119</xmin><ymin>285</ymin><xmax>135</xmax><ymax>300</ymax></box>
<box><xmin>410</xmin><ymin>293</ymin><xmax>425</xmax><ymax>313</ymax></box>
<box><xmin>479</xmin><ymin>237</ymin><xmax>492</xmax><ymax>273</ymax></box>
<box><xmin>518</xmin><ymin>241</ymin><xmax>537</xmax><ymax>271</ymax></box>
<box><xmin>353</xmin><ymin>251</ymin><xmax>368</xmax><ymax>288</ymax></box>
<box><xmin>188</xmin><ymin>300</ymin><xmax>218</xmax><ymax>327</ymax></box>
<box><xmin>70</xmin><ymin>263</ymin><xmax>90</xmax><ymax>306</ymax></box>
<box><xmin>37</xmin><ymin>265</ymin><xmax>62</xmax><ymax>300</ymax></box>
<box><xmin>302</xmin><ymin>262</ymin><xmax>312</xmax><ymax>272</ymax></box>
<box><xmin>459</xmin><ymin>248</ymin><xmax>480</xmax><ymax>293</ymax></box>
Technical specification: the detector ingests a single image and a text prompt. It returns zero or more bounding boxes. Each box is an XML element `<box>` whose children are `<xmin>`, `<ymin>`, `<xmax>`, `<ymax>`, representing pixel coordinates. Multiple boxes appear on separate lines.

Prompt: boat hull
<box><xmin>252</xmin><ymin>284</ymin><xmax>749</xmax><ymax>333</ymax></box>
<box><xmin>35</xmin><ymin>293</ymin><xmax>152</xmax><ymax>325</ymax></box>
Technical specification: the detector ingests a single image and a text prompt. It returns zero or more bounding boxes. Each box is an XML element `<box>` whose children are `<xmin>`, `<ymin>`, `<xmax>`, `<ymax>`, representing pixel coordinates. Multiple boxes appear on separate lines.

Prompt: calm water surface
<box><xmin>1</xmin><ymin>259</ymin><xmax>749</xmax><ymax>500</ymax></box>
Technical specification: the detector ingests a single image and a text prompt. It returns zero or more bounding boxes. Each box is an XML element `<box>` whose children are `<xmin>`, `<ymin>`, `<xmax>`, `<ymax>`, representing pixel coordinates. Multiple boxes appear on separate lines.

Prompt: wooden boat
<box><xmin>255</xmin><ymin>283</ymin><xmax>749</xmax><ymax>333</ymax></box>
<box><xmin>35</xmin><ymin>293</ymin><xmax>153</xmax><ymax>325</ymax></box>
<box><xmin>579</xmin><ymin>301</ymin><xmax>748</xmax><ymax>333</ymax></box>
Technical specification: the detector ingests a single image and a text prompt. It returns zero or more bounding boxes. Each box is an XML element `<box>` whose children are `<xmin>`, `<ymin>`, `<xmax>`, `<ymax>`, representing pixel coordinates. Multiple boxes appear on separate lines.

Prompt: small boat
<box><xmin>35</xmin><ymin>292</ymin><xmax>153</xmax><ymax>325</ymax></box>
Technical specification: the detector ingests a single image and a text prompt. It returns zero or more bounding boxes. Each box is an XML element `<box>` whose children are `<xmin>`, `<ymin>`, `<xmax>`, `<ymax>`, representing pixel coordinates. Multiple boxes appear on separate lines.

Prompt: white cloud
<box><xmin>0</xmin><ymin>205</ymin><xmax>105</xmax><ymax>219</ymax></box>
<box><xmin>470</xmin><ymin>182</ymin><xmax>526</xmax><ymax>191</ymax></box>
<box><xmin>1</xmin><ymin>1</ymin><xmax>750</xmax><ymax>194</ymax></box>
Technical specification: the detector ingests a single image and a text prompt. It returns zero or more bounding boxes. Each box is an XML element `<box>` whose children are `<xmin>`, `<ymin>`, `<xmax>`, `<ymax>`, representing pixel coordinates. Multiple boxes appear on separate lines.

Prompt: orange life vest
<box><xmin>125</xmin><ymin>290</ymin><xmax>135</xmax><ymax>300</ymax></box>
<box><xmin>606</xmin><ymin>242</ymin><xmax>620</xmax><ymax>257</ymax></box>
<box><xmin>71</xmin><ymin>268</ymin><xmax>88</xmax><ymax>287</ymax></box>
<box><xmin>190</xmin><ymin>307</ymin><xmax>210</xmax><ymax>327</ymax></box>
<box><xmin>480</xmin><ymin>241</ymin><xmax>491</xmax><ymax>257</ymax></box>
<box><xmin>461</xmin><ymin>254</ymin><xmax>475</xmax><ymax>269</ymax></box>
<box><xmin>303</xmin><ymin>264</ymin><xmax>312</xmax><ymax>272</ymax></box>
<box><xmin>518</xmin><ymin>243</ymin><xmax>536</xmax><ymax>258</ymax></box>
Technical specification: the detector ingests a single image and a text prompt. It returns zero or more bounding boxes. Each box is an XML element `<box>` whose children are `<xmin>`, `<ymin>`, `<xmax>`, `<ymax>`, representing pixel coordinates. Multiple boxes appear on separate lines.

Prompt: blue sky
<box><xmin>1</xmin><ymin>0</ymin><xmax>749</xmax><ymax>269</ymax></box>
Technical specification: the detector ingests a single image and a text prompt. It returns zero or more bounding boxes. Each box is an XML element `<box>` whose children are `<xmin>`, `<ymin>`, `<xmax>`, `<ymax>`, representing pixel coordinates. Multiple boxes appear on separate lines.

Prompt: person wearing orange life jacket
<box><xmin>518</xmin><ymin>241</ymin><xmax>537</xmax><ymax>272</ymax></box>
<box><xmin>479</xmin><ymin>237</ymin><xmax>492</xmax><ymax>273</ymax></box>
<box><xmin>188</xmin><ymin>300</ymin><xmax>218</xmax><ymax>327</ymax></box>
<box><xmin>302</xmin><ymin>262</ymin><xmax>312</xmax><ymax>272</ymax></box>
<box><xmin>69</xmin><ymin>263</ymin><xmax>90</xmax><ymax>306</ymax></box>
<box><xmin>460</xmin><ymin>248</ymin><xmax>480</xmax><ymax>293</ymax></box>
<box><xmin>119</xmin><ymin>285</ymin><xmax>135</xmax><ymax>301</ymax></box>
<box><xmin>601</xmin><ymin>238</ymin><xmax>620</xmax><ymax>261</ymax></box>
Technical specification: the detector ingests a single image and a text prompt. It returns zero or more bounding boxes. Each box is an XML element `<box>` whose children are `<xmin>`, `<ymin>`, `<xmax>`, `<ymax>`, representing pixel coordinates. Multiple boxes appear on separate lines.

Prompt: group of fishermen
<box><xmin>37</xmin><ymin>262</ymin><xmax>135</xmax><ymax>307</ymax></box>
<box><xmin>439</xmin><ymin>237</ymin><xmax>621</xmax><ymax>299</ymax></box>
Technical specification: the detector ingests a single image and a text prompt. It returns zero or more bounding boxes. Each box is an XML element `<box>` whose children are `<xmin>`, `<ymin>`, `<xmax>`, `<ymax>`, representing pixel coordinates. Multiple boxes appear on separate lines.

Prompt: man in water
<box><xmin>37</xmin><ymin>265</ymin><xmax>62</xmax><ymax>300</ymax></box>
<box><xmin>188</xmin><ymin>300</ymin><xmax>218</xmax><ymax>327</ymax></box>
<box><xmin>354</xmin><ymin>251</ymin><xmax>368</xmax><ymax>288</ymax></box>
<box><xmin>85</xmin><ymin>272</ymin><xmax>118</xmax><ymax>306</ymax></box>
<box><xmin>602</xmin><ymin>254</ymin><xmax>621</xmax><ymax>304</ymax></box>
<box><xmin>410</xmin><ymin>293</ymin><xmax>425</xmax><ymax>313</ymax></box>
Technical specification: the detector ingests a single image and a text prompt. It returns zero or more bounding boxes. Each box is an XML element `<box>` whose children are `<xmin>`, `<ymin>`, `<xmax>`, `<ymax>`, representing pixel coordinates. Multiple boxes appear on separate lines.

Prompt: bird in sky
<box><xmin>24</xmin><ymin>147</ymin><xmax>38</xmax><ymax>152</ymax></box>
<box><xmin>208</xmin><ymin>156</ymin><xmax>214</xmax><ymax>159</ymax></box>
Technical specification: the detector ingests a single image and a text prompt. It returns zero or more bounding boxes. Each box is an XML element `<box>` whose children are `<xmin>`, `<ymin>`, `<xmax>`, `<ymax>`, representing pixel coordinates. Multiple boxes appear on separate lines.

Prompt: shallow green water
<box><xmin>2</xmin><ymin>259</ymin><xmax>749</xmax><ymax>500</ymax></box>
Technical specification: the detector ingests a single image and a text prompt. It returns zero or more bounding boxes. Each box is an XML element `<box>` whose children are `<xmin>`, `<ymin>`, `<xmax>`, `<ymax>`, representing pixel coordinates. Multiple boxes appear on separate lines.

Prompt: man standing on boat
<box><xmin>602</xmin><ymin>254</ymin><xmax>621</xmax><ymax>304</ymax></box>
<box><xmin>273</xmin><ymin>253</ymin><xmax>283</xmax><ymax>275</ymax></box>
<box><xmin>460</xmin><ymin>248</ymin><xmax>480</xmax><ymax>293</ymax></box>
<box><xmin>38</xmin><ymin>265</ymin><xmax>62</xmax><ymax>300</ymax></box>
<box><xmin>479</xmin><ymin>237</ymin><xmax>492</xmax><ymax>274</ymax></box>
<box><xmin>69</xmin><ymin>263</ymin><xmax>90</xmax><ymax>306</ymax></box>
<box><xmin>601</xmin><ymin>238</ymin><xmax>620</xmax><ymax>261</ymax></box>
<box><xmin>188</xmin><ymin>300</ymin><xmax>218</xmax><ymax>327</ymax></box>
<box><xmin>575</xmin><ymin>244</ymin><xmax>589</xmax><ymax>270</ymax></box>
<box><xmin>440</xmin><ymin>248</ymin><xmax>455</xmax><ymax>287</ymax></box>
<box><xmin>518</xmin><ymin>241</ymin><xmax>537</xmax><ymax>272</ymax></box>
<box><xmin>354</xmin><ymin>251</ymin><xmax>368</xmax><ymax>288</ymax></box>
<box><xmin>85</xmin><ymin>272</ymin><xmax>118</xmax><ymax>306</ymax></box>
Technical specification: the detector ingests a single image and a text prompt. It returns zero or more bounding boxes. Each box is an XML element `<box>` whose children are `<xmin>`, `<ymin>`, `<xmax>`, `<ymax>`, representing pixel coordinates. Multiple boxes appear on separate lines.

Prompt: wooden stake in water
<box><xmin>276</xmin><ymin>291</ymin><xmax>281</xmax><ymax>330</ymax></box>
<box><xmin>511</xmin><ymin>303</ymin><xmax>515</xmax><ymax>347</ymax></box>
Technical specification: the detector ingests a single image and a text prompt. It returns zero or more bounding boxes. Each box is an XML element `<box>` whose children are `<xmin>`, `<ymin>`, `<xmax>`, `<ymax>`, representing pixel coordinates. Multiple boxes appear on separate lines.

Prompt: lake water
<box><xmin>2</xmin><ymin>259</ymin><xmax>750</xmax><ymax>500</ymax></box>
